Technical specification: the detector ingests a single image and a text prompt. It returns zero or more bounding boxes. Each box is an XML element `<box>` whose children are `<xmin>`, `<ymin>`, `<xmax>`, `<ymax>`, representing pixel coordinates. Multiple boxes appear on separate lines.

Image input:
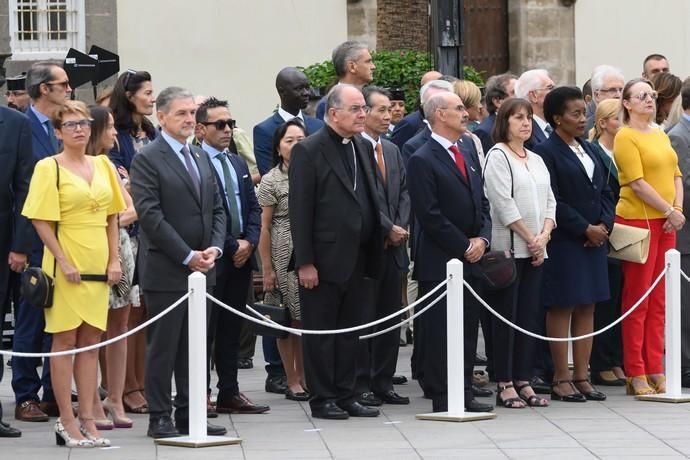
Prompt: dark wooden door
<box><xmin>463</xmin><ymin>0</ymin><xmax>509</xmax><ymax>77</ymax></box>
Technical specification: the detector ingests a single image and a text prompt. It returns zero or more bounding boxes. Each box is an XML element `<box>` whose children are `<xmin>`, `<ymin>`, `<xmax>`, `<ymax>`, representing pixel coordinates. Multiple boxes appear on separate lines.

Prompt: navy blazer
<box><xmin>390</xmin><ymin>110</ymin><xmax>424</xmax><ymax>152</ymax></box>
<box><xmin>524</xmin><ymin>119</ymin><xmax>547</xmax><ymax>151</ymax></box>
<box><xmin>533</xmin><ymin>133</ymin><xmax>615</xmax><ymax>242</ymax></box>
<box><xmin>253</xmin><ymin>112</ymin><xmax>323</xmax><ymax>175</ymax></box>
<box><xmin>474</xmin><ymin>113</ymin><xmax>496</xmax><ymax>154</ymax></box>
<box><xmin>402</xmin><ymin>124</ymin><xmax>431</xmax><ymax>168</ymax></box>
<box><xmin>211</xmin><ymin>151</ymin><xmax>261</xmax><ymax>266</ymax></box>
<box><xmin>408</xmin><ymin>136</ymin><xmax>491</xmax><ymax>282</ymax></box>
<box><xmin>109</xmin><ymin>129</ymin><xmax>158</xmax><ymax>173</ymax></box>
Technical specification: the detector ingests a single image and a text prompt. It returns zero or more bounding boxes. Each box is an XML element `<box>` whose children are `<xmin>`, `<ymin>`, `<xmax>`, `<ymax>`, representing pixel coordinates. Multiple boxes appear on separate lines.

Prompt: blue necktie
<box><xmin>45</xmin><ymin>120</ymin><xmax>59</xmax><ymax>152</ymax></box>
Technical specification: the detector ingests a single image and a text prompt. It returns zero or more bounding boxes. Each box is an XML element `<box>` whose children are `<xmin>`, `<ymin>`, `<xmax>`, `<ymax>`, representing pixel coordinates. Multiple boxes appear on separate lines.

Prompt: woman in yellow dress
<box><xmin>22</xmin><ymin>101</ymin><xmax>125</xmax><ymax>448</ymax></box>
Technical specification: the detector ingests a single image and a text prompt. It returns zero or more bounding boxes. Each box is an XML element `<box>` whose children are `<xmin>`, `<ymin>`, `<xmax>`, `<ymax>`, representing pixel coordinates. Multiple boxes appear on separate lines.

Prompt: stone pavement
<box><xmin>2</xmin><ymin>345</ymin><xmax>690</xmax><ymax>459</ymax></box>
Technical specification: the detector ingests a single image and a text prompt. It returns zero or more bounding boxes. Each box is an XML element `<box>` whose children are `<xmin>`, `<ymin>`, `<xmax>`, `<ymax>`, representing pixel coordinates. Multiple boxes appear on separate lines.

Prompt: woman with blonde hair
<box><xmin>22</xmin><ymin>101</ymin><xmax>125</xmax><ymax>447</ymax></box>
<box><xmin>588</xmin><ymin>99</ymin><xmax>627</xmax><ymax>386</ymax></box>
<box><xmin>453</xmin><ymin>79</ymin><xmax>486</xmax><ymax>163</ymax></box>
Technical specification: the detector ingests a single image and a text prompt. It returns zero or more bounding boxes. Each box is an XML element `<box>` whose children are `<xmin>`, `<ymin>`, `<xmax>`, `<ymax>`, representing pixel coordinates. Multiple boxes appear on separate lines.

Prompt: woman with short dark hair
<box><xmin>483</xmin><ymin>98</ymin><xmax>555</xmax><ymax>408</ymax></box>
<box><xmin>533</xmin><ymin>87</ymin><xmax>614</xmax><ymax>403</ymax></box>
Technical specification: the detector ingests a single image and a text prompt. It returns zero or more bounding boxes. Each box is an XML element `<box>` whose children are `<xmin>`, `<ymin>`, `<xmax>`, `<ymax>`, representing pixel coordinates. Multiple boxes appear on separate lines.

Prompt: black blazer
<box><xmin>524</xmin><ymin>119</ymin><xmax>547</xmax><ymax>151</ymax></box>
<box><xmin>474</xmin><ymin>113</ymin><xmax>496</xmax><ymax>154</ymax></box>
<box><xmin>289</xmin><ymin>127</ymin><xmax>384</xmax><ymax>284</ymax></box>
<box><xmin>402</xmin><ymin>125</ymin><xmax>431</xmax><ymax>168</ymax></box>
<box><xmin>209</xmin><ymin>150</ymin><xmax>261</xmax><ymax>270</ymax></box>
<box><xmin>408</xmin><ymin>136</ymin><xmax>491</xmax><ymax>282</ymax></box>
<box><xmin>390</xmin><ymin>110</ymin><xmax>424</xmax><ymax>151</ymax></box>
<box><xmin>533</xmin><ymin>132</ymin><xmax>615</xmax><ymax>242</ymax></box>
<box><xmin>130</xmin><ymin>135</ymin><xmax>227</xmax><ymax>291</ymax></box>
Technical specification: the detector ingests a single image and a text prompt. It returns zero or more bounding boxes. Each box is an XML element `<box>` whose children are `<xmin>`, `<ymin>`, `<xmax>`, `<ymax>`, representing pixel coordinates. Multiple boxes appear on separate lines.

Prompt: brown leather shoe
<box><xmin>38</xmin><ymin>401</ymin><xmax>60</xmax><ymax>417</ymax></box>
<box><xmin>14</xmin><ymin>400</ymin><xmax>49</xmax><ymax>422</ymax></box>
<box><xmin>216</xmin><ymin>393</ymin><xmax>270</xmax><ymax>414</ymax></box>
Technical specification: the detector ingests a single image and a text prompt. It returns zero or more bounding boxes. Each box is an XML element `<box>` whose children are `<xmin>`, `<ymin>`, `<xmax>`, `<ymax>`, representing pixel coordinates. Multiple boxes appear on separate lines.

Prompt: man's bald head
<box><xmin>276</xmin><ymin>66</ymin><xmax>310</xmax><ymax>113</ymax></box>
<box><xmin>421</xmin><ymin>70</ymin><xmax>443</xmax><ymax>87</ymax></box>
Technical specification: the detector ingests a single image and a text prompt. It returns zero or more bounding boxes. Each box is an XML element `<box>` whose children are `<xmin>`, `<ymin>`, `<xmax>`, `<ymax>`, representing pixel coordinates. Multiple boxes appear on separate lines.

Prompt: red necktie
<box><xmin>449</xmin><ymin>144</ymin><xmax>468</xmax><ymax>180</ymax></box>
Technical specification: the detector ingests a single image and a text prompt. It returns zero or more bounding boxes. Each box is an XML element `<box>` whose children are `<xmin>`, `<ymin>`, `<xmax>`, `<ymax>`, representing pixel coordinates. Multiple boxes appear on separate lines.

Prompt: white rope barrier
<box><xmin>209</xmin><ymin>277</ymin><xmax>450</xmax><ymax>336</ymax></box>
<box><xmin>465</xmin><ymin>267</ymin><xmax>668</xmax><ymax>342</ymax></box>
<box><xmin>681</xmin><ymin>269</ymin><xmax>690</xmax><ymax>283</ymax></box>
<box><xmin>358</xmin><ymin>290</ymin><xmax>446</xmax><ymax>340</ymax></box>
<box><xmin>0</xmin><ymin>292</ymin><xmax>190</xmax><ymax>358</ymax></box>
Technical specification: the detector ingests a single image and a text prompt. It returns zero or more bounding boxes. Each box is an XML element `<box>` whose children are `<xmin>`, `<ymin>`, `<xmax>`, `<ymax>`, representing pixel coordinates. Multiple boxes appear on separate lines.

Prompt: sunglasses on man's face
<box><xmin>202</xmin><ymin>119</ymin><xmax>236</xmax><ymax>130</ymax></box>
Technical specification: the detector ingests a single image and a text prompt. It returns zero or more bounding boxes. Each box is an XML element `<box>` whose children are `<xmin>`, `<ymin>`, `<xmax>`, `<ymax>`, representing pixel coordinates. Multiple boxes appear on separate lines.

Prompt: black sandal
<box><xmin>550</xmin><ymin>380</ymin><xmax>586</xmax><ymax>403</ymax></box>
<box><xmin>514</xmin><ymin>382</ymin><xmax>549</xmax><ymax>407</ymax></box>
<box><xmin>572</xmin><ymin>379</ymin><xmax>607</xmax><ymax>401</ymax></box>
<box><xmin>496</xmin><ymin>383</ymin><xmax>525</xmax><ymax>409</ymax></box>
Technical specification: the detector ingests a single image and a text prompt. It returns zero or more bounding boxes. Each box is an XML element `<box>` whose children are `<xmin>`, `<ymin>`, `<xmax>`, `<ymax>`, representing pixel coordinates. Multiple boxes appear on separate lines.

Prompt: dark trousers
<box><xmin>355</xmin><ymin>250</ymin><xmax>403</xmax><ymax>394</ymax></box>
<box><xmin>680</xmin><ymin>254</ymin><xmax>690</xmax><ymax>370</ymax></box>
<box><xmin>590</xmin><ymin>260</ymin><xmax>623</xmax><ymax>372</ymax></box>
<box><xmin>144</xmin><ymin>290</ymin><xmax>193</xmax><ymax>419</ymax></box>
<box><xmin>238</xmin><ymin>281</ymin><xmax>257</xmax><ymax>359</ymax></box>
<box><xmin>208</xmin><ymin>259</ymin><xmax>251</xmax><ymax>399</ymax></box>
<box><xmin>262</xmin><ymin>336</ymin><xmax>285</xmax><ymax>377</ymax></box>
<box><xmin>417</xmin><ymin>276</ymin><xmax>481</xmax><ymax>404</ymax></box>
<box><xmin>301</xmin><ymin>253</ymin><xmax>373</xmax><ymax>409</ymax></box>
<box><xmin>484</xmin><ymin>259</ymin><xmax>542</xmax><ymax>382</ymax></box>
<box><xmin>11</xmin><ymin>296</ymin><xmax>53</xmax><ymax>404</ymax></box>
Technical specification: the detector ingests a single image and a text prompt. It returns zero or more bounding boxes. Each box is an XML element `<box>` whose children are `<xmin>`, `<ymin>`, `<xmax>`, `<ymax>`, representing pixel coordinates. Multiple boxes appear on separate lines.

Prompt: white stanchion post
<box><xmin>417</xmin><ymin>259</ymin><xmax>496</xmax><ymax>422</ymax></box>
<box><xmin>638</xmin><ymin>249</ymin><xmax>690</xmax><ymax>402</ymax></box>
<box><xmin>155</xmin><ymin>273</ymin><xmax>242</xmax><ymax>447</ymax></box>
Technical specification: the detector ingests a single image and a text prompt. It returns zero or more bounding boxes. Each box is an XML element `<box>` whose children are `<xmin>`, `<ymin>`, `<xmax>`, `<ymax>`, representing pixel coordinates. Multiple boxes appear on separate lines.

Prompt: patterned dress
<box><xmin>257</xmin><ymin>166</ymin><xmax>300</xmax><ymax>320</ymax></box>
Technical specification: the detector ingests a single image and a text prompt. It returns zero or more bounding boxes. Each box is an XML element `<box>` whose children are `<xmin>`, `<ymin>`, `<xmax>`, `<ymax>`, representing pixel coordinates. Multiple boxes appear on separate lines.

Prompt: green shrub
<box><xmin>299</xmin><ymin>49</ymin><xmax>484</xmax><ymax>112</ymax></box>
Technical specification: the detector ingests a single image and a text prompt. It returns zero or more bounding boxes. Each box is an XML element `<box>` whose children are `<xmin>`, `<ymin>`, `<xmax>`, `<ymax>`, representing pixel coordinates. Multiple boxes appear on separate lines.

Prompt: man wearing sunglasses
<box><xmin>11</xmin><ymin>62</ymin><xmax>71</xmax><ymax>424</ymax></box>
<box><xmin>196</xmin><ymin>97</ymin><xmax>269</xmax><ymax>416</ymax></box>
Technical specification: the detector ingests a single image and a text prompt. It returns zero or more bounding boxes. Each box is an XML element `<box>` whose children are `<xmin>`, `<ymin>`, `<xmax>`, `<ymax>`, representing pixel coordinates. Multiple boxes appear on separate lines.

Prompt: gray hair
<box><xmin>324</xmin><ymin>84</ymin><xmax>359</xmax><ymax>123</ymax></box>
<box><xmin>485</xmin><ymin>73</ymin><xmax>518</xmax><ymax>115</ymax></box>
<box><xmin>156</xmin><ymin>86</ymin><xmax>194</xmax><ymax>113</ymax></box>
<box><xmin>26</xmin><ymin>61</ymin><xmax>61</xmax><ymax>100</ymax></box>
<box><xmin>332</xmin><ymin>41</ymin><xmax>369</xmax><ymax>78</ymax></box>
<box><xmin>423</xmin><ymin>92</ymin><xmax>450</xmax><ymax>126</ymax></box>
<box><xmin>515</xmin><ymin>69</ymin><xmax>550</xmax><ymax>99</ymax></box>
<box><xmin>591</xmin><ymin>65</ymin><xmax>625</xmax><ymax>93</ymax></box>
<box><xmin>419</xmin><ymin>79</ymin><xmax>453</xmax><ymax>103</ymax></box>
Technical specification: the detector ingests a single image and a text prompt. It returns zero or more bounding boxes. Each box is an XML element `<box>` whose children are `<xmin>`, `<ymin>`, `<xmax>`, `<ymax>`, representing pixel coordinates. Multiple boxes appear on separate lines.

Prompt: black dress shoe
<box><xmin>530</xmin><ymin>376</ymin><xmax>552</xmax><ymax>395</ymax></box>
<box><xmin>465</xmin><ymin>398</ymin><xmax>494</xmax><ymax>413</ymax></box>
<box><xmin>265</xmin><ymin>375</ymin><xmax>288</xmax><ymax>394</ymax></box>
<box><xmin>472</xmin><ymin>384</ymin><xmax>493</xmax><ymax>397</ymax></box>
<box><xmin>375</xmin><ymin>390</ymin><xmax>410</xmax><ymax>405</ymax></box>
<box><xmin>392</xmin><ymin>375</ymin><xmax>408</xmax><ymax>385</ymax></box>
<box><xmin>147</xmin><ymin>415</ymin><xmax>179</xmax><ymax>439</ymax></box>
<box><xmin>176</xmin><ymin>419</ymin><xmax>227</xmax><ymax>436</ymax></box>
<box><xmin>311</xmin><ymin>401</ymin><xmax>349</xmax><ymax>420</ymax></box>
<box><xmin>237</xmin><ymin>358</ymin><xmax>253</xmax><ymax>369</ymax></box>
<box><xmin>338</xmin><ymin>401</ymin><xmax>379</xmax><ymax>417</ymax></box>
<box><xmin>285</xmin><ymin>389</ymin><xmax>311</xmax><ymax>401</ymax></box>
<box><xmin>358</xmin><ymin>392</ymin><xmax>383</xmax><ymax>406</ymax></box>
<box><xmin>0</xmin><ymin>420</ymin><xmax>21</xmax><ymax>438</ymax></box>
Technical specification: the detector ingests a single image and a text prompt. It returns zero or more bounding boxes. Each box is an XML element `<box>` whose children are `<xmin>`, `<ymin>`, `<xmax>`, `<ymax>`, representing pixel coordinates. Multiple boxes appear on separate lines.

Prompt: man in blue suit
<box><xmin>389</xmin><ymin>70</ymin><xmax>442</xmax><ymax>151</ymax></box>
<box><xmin>254</xmin><ymin>67</ymin><xmax>323</xmax><ymax>176</ymax></box>
<box><xmin>474</xmin><ymin>73</ymin><xmax>517</xmax><ymax>153</ymax></box>
<box><xmin>407</xmin><ymin>91</ymin><xmax>493</xmax><ymax>414</ymax></box>
<box><xmin>13</xmin><ymin>62</ymin><xmax>71</xmax><ymax>423</ymax></box>
<box><xmin>197</xmin><ymin>97</ymin><xmax>270</xmax><ymax>415</ymax></box>
<box><xmin>0</xmin><ymin>104</ymin><xmax>33</xmax><ymax>437</ymax></box>
<box><xmin>516</xmin><ymin>69</ymin><xmax>554</xmax><ymax>150</ymax></box>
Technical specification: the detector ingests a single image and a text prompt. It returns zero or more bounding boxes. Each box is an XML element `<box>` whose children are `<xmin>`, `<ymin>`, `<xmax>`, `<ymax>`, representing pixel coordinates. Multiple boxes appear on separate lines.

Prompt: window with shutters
<box><xmin>8</xmin><ymin>0</ymin><xmax>85</xmax><ymax>60</ymax></box>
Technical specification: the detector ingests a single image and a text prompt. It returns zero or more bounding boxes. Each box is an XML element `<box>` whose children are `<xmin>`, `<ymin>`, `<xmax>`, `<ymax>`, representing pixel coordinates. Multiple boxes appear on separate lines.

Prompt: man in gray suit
<box><xmin>356</xmin><ymin>86</ymin><xmax>411</xmax><ymax>406</ymax></box>
<box><xmin>668</xmin><ymin>78</ymin><xmax>690</xmax><ymax>387</ymax></box>
<box><xmin>130</xmin><ymin>87</ymin><xmax>227</xmax><ymax>439</ymax></box>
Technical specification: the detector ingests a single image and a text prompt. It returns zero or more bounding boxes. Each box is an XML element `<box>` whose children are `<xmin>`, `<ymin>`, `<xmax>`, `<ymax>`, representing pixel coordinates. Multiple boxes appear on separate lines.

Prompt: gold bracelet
<box><xmin>674</xmin><ymin>205</ymin><xmax>683</xmax><ymax>212</ymax></box>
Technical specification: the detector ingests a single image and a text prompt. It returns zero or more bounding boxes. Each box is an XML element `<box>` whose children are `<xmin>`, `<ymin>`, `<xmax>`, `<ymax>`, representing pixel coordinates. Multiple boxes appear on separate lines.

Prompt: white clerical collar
<box><xmin>278</xmin><ymin>107</ymin><xmax>304</xmax><ymax>123</ymax></box>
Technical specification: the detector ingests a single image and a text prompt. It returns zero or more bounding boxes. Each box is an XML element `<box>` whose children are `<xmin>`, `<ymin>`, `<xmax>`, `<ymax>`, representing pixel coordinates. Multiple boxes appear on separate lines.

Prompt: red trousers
<box><xmin>618</xmin><ymin>217</ymin><xmax>675</xmax><ymax>377</ymax></box>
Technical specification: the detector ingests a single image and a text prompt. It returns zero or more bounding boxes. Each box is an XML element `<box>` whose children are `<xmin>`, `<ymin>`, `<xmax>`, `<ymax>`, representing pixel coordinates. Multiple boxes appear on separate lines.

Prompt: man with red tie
<box><xmin>407</xmin><ymin>91</ymin><xmax>493</xmax><ymax>413</ymax></box>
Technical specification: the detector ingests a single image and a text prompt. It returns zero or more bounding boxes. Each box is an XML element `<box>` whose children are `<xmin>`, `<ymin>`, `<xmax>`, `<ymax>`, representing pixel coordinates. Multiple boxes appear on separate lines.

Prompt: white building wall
<box><xmin>116</xmin><ymin>0</ymin><xmax>347</xmax><ymax>133</ymax></box>
<box><xmin>575</xmin><ymin>0</ymin><xmax>690</xmax><ymax>85</ymax></box>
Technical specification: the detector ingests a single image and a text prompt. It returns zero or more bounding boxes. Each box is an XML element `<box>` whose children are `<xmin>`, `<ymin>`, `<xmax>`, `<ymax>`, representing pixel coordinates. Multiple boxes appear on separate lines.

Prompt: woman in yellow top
<box><xmin>22</xmin><ymin>101</ymin><xmax>125</xmax><ymax>448</ymax></box>
<box><xmin>614</xmin><ymin>78</ymin><xmax>685</xmax><ymax>396</ymax></box>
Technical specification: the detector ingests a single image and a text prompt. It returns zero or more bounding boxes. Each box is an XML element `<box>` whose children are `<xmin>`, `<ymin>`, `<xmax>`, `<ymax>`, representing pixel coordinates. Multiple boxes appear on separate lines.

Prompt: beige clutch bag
<box><xmin>608</xmin><ymin>223</ymin><xmax>651</xmax><ymax>263</ymax></box>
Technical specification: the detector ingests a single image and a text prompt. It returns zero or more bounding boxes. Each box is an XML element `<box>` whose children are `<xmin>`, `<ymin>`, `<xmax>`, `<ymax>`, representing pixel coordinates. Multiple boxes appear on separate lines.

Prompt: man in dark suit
<box><xmin>407</xmin><ymin>91</ymin><xmax>493</xmax><ymax>413</ymax></box>
<box><xmin>5</xmin><ymin>74</ymin><xmax>30</xmax><ymax>112</ymax></box>
<box><xmin>389</xmin><ymin>70</ymin><xmax>442</xmax><ymax>150</ymax></box>
<box><xmin>315</xmin><ymin>41</ymin><xmax>375</xmax><ymax>120</ymax></box>
<box><xmin>253</xmin><ymin>67</ymin><xmax>323</xmax><ymax>176</ymax></box>
<box><xmin>12</xmin><ymin>62</ymin><xmax>71</xmax><ymax>423</ymax></box>
<box><xmin>668</xmin><ymin>80</ymin><xmax>690</xmax><ymax>387</ymax></box>
<box><xmin>290</xmin><ymin>84</ymin><xmax>384</xmax><ymax>419</ymax></box>
<box><xmin>0</xmin><ymin>105</ymin><xmax>33</xmax><ymax>437</ymax></box>
<box><xmin>515</xmin><ymin>69</ymin><xmax>554</xmax><ymax>150</ymax></box>
<box><xmin>474</xmin><ymin>73</ymin><xmax>517</xmax><ymax>153</ymax></box>
<box><xmin>355</xmin><ymin>86</ymin><xmax>410</xmax><ymax>406</ymax></box>
<box><xmin>196</xmin><ymin>97</ymin><xmax>270</xmax><ymax>414</ymax></box>
<box><xmin>130</xmin><ymin>87</ymin><xmax>228</xmax><ymax>439</ymax></box>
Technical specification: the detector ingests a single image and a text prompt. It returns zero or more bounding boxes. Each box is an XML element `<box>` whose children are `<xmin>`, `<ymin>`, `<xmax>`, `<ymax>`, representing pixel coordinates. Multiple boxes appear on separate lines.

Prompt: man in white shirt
<box><xmin>516</xmin><ymin>69</ymin><xmax>554</xmax><ymax>150</ymax></box>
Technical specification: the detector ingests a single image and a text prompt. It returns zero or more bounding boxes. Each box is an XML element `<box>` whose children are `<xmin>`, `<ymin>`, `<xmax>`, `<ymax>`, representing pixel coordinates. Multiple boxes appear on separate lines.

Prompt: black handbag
<box><xmin>249</xmin><ymin>289</ymin><xmax>291</xmax><ymax>339</ymax></box>
<box><xmin>479</xmin><ymin>148</ymin><xmax>517</xmax><ymax>291</ymax></box>
<box><xmin>21</xmin><ymin>159</ymin><xmax>109</xmax><ymax>308</ymax></box>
